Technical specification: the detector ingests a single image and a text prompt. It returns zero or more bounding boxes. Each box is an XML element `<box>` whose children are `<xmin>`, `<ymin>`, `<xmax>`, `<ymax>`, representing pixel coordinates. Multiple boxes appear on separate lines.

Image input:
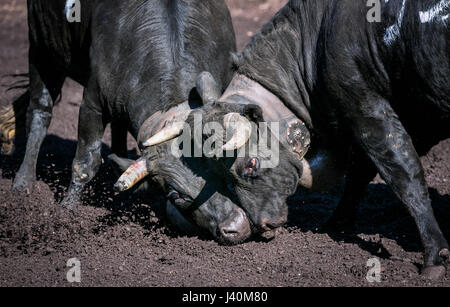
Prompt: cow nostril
<box><xmin>260</xmin><ymin>217</ymin><xmax>285</xmax><ymax>232</ymax></box>
<box><xmin>261</xmin><ymin>222</ymin><xmax>275</xmax><ymax>232</ymax></box>
<box><xmin>260</xmin><ymin>218</ymin><xmax>272</xmax><ymax>231</ymax></box>
<box><xmin>220</xmin><ymin>227</ymin><xmax>239</xmax><ymax>237</ymax></box>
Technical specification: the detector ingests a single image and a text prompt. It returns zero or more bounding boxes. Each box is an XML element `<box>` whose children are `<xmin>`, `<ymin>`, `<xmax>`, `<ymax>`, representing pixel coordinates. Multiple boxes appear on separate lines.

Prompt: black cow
<box><xmin>0</xmin><ymin>0</ymin><xmax>252</xmax><ymax>244</ymax></box>
<box><xmin>1</xmin><ymin>0</ymin><xmax>97</xmax><ymax>193</ymax></box>
<box><xmin>57</xmin><ymin>0</ymin><xmax>254</xmax><ymax>244</ymax></box>
<box><xmin>139</xmin><ymin>0</ymin><xmax>450</xmax><ymax>278</ymax></box>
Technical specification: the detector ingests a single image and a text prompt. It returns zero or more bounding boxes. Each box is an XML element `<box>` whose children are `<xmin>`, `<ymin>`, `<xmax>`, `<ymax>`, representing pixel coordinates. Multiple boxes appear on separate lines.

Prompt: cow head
<box><xmin>110</xmin><ymin>146</ymin><xmax>252</xmax><ymax>245</ymax></box>
<box><xmin>141</xmin><ymin>72</ymin><xmax>347</xmax><ymax>237</ymax></box>
<box><xmin>111</xmin><ymin>74</ymin><xmax>255</xmax><ymax>245</ymax></box>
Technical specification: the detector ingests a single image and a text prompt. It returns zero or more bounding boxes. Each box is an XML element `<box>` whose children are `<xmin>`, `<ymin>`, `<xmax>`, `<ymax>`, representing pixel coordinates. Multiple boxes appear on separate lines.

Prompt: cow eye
<box><xmin>167</xmin><ymin>189</ymin><xmax>193</xmax><ymax>210</ymax></box>
<box><xmin>247</xmin><ymin>158</ymin><xmax>259</xmax><ymax>169</ymax></box>
<box><xmin>168</xmin><ymin>191</ymin><xmax>180</xmax><ymax>200</ymax></box>
<box><xmin>243</xmin><ymin>157</ymin><xmax>260</xmax><ymax>178</ymax></box>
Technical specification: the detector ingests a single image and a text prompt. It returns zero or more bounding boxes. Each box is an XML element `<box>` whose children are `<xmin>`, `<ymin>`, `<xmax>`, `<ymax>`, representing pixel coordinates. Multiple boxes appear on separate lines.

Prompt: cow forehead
<box><xmin>156</xmin><ymin>155</ymin><xmax>205</xmax><ymax>193</ymax></box>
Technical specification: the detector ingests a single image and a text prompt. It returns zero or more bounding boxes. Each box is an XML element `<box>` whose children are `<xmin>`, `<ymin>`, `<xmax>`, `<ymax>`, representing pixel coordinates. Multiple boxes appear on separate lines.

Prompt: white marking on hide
<box><xmin>419</xmin><ymin>0</ymin><xmax>450</xmax><ymax>24</ymax></box>
<box><xmin>384</xmin><ymin>0</ymin><xmax>407</xmax><ymax>46</ymax></box>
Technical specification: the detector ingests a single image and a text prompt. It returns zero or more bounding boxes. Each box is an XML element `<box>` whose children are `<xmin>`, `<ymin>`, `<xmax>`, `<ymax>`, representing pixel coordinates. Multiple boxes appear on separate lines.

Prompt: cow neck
<box><xmin>220</xmin><ymin>73</ymin><xmax>311</xmax><ymax>160</ymax></box>
<box><xmin>137</xmin><ymin>101</ymin><xmax>191</xmax><ymax>147</ymax></box>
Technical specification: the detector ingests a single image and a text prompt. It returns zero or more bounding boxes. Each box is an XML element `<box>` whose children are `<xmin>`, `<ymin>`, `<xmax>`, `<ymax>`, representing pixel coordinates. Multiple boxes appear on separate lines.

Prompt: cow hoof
<box><xmin>60</xmin><ymin>196</ymin><xmax>80</xmax><ymax>211</ymax></box>
<box><xmin>421</xmin><ymin>265</ymin><xmax>446</xmax><ymax>280</ymax></box>
<box><xmin>60</xmin><ymin>200</ymin><xmax>78</xmax><ymax>211</ymax></box>
<box><xmin>12</xmin><ymin>176</ymin><xmax>34</xmax><ymax>195</ymax></box>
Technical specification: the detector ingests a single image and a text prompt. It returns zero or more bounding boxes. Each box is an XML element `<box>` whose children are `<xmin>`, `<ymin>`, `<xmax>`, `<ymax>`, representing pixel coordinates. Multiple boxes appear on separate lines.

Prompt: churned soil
<box><xmin>0</xmin><ymin>0</ymin><xmax>449</xmax><ymax>287</ymax></box>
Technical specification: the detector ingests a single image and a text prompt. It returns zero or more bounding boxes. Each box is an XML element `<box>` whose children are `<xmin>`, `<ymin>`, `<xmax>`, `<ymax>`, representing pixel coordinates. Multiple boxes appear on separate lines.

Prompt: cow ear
<box><xmin>242</xmin><ymin>104</ymin><xmax>264</xmax><ymax>123</ymax></box>
<box><xmin>108</xmin><ymin>154</ymin><xmax>135</xmax><ymax>173</ymax></box>
<box><xmin>196</xmin><ymin>71</ymin><xmax>221</xmax><ymax>105</ymax></box>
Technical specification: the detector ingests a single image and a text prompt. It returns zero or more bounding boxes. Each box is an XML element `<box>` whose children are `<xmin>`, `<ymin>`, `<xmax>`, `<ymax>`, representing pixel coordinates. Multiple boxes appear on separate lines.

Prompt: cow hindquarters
<box><xmin>61</xmin><ymin>83</ymin><xmax>106</xmax><ymax>210</ymax></box>
<box><xmin>351</xmin><ymin>98</ymin><xmax>449</xmax><ymax>279</ymax></box>
<box><xmin>13</xmin><ymin>62</ymin><xmax>65</xmax><ymax>194</ymax></box>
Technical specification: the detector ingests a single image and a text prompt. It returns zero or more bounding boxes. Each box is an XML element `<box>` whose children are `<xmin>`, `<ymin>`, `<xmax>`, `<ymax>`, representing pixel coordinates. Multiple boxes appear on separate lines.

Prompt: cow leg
<box><xmin>111</xmin><ymin>121</ymin><xmax>128</xmax><ymax>158</ymax></box>
<box><xmin>61</xmin><ymin>86</ymin><xmax>106</xmax><ymax>210</ymax></box>
<box><xmin>351</xmin><ymin>99</ymin><xmax>449</xmax><ymax>279</ymax></box>
<box><xmin>13</xmin><ymin>63</ymin><xmax>65</xmax><ymax>193</ymax></box>
<box><xmin>322</xmin><ymin>149</ymin><xmax>377</xmax><ymax>233</ymax></box>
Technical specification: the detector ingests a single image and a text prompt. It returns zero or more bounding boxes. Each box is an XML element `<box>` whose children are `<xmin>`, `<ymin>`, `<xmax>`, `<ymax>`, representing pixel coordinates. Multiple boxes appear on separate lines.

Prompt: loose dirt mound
<box><xmin>0</xmin><ymin>0</ymin><xmax>449</xmax><ymax>287</ymax></box>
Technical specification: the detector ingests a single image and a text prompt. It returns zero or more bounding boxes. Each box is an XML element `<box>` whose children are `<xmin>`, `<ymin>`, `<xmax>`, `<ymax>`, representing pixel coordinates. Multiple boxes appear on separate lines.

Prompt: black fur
<box><xmin>58</xmin><ymin>0</ymin><xmax>247</xmax><ymax>244</ymax></box>
<box><xmin>12</xmin><ymin>0</ymin><xmax>244</xmax><ymax>244</ymax></box>
<box><xmin>13</xmin><ymin>0</ymin><xmax>96</xmax><ymax>193</ymax></box>
<box><xmin>192</xmin><ymin>0</ymin><xmax>449</xmax><ymax>273</ymax></box>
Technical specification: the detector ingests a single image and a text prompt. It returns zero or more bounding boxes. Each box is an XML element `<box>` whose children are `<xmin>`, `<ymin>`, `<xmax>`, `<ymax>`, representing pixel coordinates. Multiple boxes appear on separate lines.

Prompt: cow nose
<box><xmin>218</xmin><ymin>208</ymin><xmax>251</xmax><ymax>245</ymax></box>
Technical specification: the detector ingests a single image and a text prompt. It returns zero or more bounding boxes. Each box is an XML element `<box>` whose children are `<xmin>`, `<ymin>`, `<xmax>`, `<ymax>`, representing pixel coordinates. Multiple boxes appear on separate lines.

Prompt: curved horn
<box><xmin>143</xmin><ymin>121</ymin><xmax>186</xmax><ymax>147</ymax></box>
<box><xmin>222</xmin><ymin>113</ymin><xmax>252</xmax><ymax>151</ymax></box>
<box><xmin>114</xmin><ymin>158</ymin><xmax>149</xmax><ymax>192</ymax></box>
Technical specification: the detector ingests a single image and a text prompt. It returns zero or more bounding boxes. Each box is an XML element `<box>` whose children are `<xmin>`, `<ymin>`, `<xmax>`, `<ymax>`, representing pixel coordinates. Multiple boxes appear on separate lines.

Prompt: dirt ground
<box><xmin>0</xmin><ymin>0</ymin><xmax>449</xmax><ymax>287</ymax></box>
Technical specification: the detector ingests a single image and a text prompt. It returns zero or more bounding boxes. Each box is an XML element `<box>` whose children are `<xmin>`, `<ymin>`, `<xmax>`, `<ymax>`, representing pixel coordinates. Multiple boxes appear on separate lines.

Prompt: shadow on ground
<box><xmin>2</xmin><ymin>131</ymin><xmax>449</xmax><ymax>262</ymax></box>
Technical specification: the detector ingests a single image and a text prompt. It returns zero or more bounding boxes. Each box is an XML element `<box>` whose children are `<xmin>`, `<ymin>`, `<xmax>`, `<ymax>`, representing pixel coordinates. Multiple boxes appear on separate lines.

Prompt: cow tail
<box><xmin>0</xmin><ymin>74</ymin><xmax>30</xmax><ymax>155</ymax></box>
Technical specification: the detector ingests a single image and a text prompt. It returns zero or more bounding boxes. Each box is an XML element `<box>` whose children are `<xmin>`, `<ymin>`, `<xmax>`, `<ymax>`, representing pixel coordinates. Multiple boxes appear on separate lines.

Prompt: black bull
<box><xmin>0</xmin><ymin>0</ymin><xmax>263</xmax><ymax>244</ymax></box>
<box><xmin>139</xmin><ymin>0</ymin><xmax>450</xmax><ymax>279</ymax></box>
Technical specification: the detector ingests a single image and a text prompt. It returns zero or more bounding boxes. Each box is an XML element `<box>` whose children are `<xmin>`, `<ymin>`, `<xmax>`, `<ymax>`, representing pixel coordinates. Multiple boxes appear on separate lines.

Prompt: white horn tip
<box><xmin>114</xmin><ymin>181</ymin><xmax>129</xmax><ymax>192</ymax></box>
<box><xmin>114</xmin><ymin>159</ymin><xmax>149</xmax><ymax>192</ymax></box>
<box><xmin>143</xmin><ymin>122</ymin><xmax>185</xmax><ymax>147</ymax></box>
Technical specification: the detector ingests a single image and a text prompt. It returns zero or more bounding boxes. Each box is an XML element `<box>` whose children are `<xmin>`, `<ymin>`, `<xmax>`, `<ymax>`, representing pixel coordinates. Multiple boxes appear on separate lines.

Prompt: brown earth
<box><xmin>0</xmin><ymin>0</ymin><xmax>449</xmax><ymax>287</ymax></box>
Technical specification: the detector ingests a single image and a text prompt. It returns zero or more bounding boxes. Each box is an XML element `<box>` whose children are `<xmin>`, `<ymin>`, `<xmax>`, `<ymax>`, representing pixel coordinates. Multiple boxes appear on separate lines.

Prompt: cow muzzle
<box><xmin>217</xmin><ymin>207</ymin><xmax>252</xmax><ymax>245</ymax></box>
